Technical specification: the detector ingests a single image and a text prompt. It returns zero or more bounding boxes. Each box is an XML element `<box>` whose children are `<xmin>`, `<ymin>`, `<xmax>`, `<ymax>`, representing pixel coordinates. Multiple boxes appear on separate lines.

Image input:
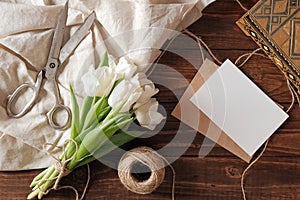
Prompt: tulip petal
<box><xmin>115</xmin><ymin>57</ymin><xmax>137</xmax><ymax>79</ymax></box>
<box><xmin>135</xmin><ymin>98</ymin><xmax>165</xmax><ymax>130</ymax></box>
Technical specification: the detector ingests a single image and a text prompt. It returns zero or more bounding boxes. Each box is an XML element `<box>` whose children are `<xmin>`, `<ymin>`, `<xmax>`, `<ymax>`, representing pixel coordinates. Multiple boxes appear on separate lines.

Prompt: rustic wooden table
<box><xmin>1</xmin><ymin>0</ymin><xmax>299</xmax><ymax>199</ymax></box>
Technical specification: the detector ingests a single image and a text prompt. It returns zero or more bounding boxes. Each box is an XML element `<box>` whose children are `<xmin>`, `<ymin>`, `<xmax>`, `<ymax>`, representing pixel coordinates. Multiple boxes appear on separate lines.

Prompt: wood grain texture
<box><xmin>0</xmin><ymin>0</ymin><xmax>299</xmax><ymax>200</ymax></box>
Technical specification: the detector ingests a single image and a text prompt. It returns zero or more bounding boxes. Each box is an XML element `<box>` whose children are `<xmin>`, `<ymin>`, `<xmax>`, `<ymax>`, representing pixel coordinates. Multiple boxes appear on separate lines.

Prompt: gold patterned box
<box><xmin>237</xmin><ymin>0</ymin><xmax>300</xmax><ymax>94</ymax></box>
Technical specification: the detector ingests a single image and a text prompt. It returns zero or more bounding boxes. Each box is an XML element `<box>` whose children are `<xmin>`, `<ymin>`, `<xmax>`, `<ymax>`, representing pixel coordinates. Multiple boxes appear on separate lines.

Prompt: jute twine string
<box><xmin>183</xmin><ymin>29</ymin><xmax>223</xmax><ymax>65</ymax></box>
<box><xmin>230</xmin><ymin>44</ymin><xmax>297</xmax><ymax>197</ymax></box>
<box><xmin>235</xmin><ymin>45</ymin><xmax>299</xmax><ymax>200</ymax></box>
<box><xmin>286</xmin><ymin>78</ymin><xmax>300</xmax><ymax>108</ymax></box>
<box><xmin>146</xmin><ymin>36</ymin><xmax>177</xmax><ymax>77</ymax></box>
<box><xmin>183</xmin><ymin>27</ymin><xmax>299</xmax><ymax>200</ymax></box>
<box><xmin>235</xmin><ymin>0</ymin><xmax>249</xmax><ymax>12</ymax></box>
<box><xmin>235</xmin><ymin>48</ymin><xmax>268</xmax><ymax>67</ymax></box>
<box><xmin>118</xmin><ymin>146</ymin><xmax>176</xmax><ymax>200</ymax></box>
<box><xmin>240</xmin><ymin>83</ymin><xmax>298</xmax><ymax>200</ymax></box>
<box><xmin>41</xmin><ymin>139</ymin><xmax>91</xmax><ymax>200</ymax></box>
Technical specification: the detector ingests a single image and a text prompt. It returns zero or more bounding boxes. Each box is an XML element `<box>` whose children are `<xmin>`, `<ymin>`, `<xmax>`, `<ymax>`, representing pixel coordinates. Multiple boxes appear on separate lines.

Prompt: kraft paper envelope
<box><xmin>172</xmin><ymin>59</ymin><xmax>252</xmax><ymax>162</ymax></box>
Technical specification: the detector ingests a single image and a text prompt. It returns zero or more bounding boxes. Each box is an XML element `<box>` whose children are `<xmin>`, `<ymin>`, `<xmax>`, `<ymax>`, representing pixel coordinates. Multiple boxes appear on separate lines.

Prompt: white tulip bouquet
<box><xmin>27</xmin><ymin>53</ymin><xmax>164</xmax><ymax>199</ymax></box>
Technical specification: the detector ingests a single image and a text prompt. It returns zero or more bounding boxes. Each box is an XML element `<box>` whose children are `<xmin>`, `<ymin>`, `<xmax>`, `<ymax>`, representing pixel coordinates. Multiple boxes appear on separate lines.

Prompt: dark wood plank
<box><xmin>204</xmin><ymin>0</ymin><xmax>258</xmax><ymax>14</ymax></box>
<box><xmin>2</xmin><ymin>156</ymin><xmax>298</xmax><ymax>200</ymax></box>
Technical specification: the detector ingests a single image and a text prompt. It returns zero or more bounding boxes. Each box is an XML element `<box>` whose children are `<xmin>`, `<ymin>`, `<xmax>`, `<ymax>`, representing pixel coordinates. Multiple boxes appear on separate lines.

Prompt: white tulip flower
<box><xmin>81</xmin><ymin>65</ymin><xmax>116</xmax><ymax>97</ymax></box>
<box><xmin>135</xmin><ymin>98</ymin><xmax>165</xmax><ymax>130</ymax></box>
<box><xmin>134</xmin><ymin>73</ymin><xmax>159</xmax><ymax>108</ymax></box>
<box><xmin>112</xmin><ymin>57</ymin><xmax>137</xmax><ymax>80</ymax></box>
<box><xmin>108</xmin><ymin>74</ymin><xmax>143</xmax><ymax>112</ymax></box>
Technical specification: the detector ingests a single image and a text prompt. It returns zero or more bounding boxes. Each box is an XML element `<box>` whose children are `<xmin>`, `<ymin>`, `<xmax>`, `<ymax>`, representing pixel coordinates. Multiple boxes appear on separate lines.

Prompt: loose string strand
<box><xmin>288</xmin><ymin>79</ymin><xmax>300</xmax><ymax>106</ymax></box>
<box><xmin>286</xmin><ymin>79</ymin><xmax>296</xmax><ymax>113</ymax></box>
<box><xmin>146</xmin><ymin>36</ymin><xmax>177</xmax><ymax>77</ymax></box>
<box><xmin>151</xmin><ymin>151</ymin><xmax>176</xmax><ymax>200</ymax></box>
<box><xmin>240</xmin><ymin>85</ymin><xmax>297</xmax><ymax>200</ymax></box>
<box><xmin>235</xmin><ymin>48</ymin><xmax>266</xmax><ymax>67</ymax></box>
<box><xmin>183</xmin><ymin>29</ymin><xmax>222</xmax><ymax>65</ymax></box>
<box><xmin>235</xmin><ymin>0</ymin><xmax>249</xmax><ymax>12</ymax></box>
<box><xmin>241</xmin><ymin>139</ymin><xmax>269</xmax><ymax>200</ymax></box>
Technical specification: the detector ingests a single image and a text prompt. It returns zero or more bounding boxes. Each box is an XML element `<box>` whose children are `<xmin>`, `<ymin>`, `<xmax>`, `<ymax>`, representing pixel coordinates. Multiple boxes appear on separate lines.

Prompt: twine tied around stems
<box><xmin>39</xmin><ymin>139</ymin><xmax>90</xmax><ymax>200</ymax></box>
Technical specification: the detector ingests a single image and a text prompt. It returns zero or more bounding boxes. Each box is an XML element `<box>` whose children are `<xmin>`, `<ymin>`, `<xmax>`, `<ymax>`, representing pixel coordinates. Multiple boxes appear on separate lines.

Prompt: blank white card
<box><xmin>190</xmin><ymin>59</ymin><xmax>289</xmax><ymax>157</ymax></box>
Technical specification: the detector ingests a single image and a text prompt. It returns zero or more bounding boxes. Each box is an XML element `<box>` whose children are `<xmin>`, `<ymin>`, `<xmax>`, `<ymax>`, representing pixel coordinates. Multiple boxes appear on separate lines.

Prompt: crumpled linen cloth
<box><xmin>0</xmin><ymin>0</ymin><xmax>214</xmax><ymax>170</ymax></box>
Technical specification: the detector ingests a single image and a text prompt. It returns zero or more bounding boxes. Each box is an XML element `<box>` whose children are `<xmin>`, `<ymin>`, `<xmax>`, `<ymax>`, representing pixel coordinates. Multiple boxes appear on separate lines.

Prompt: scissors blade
<box><xmin>59</xmin><ymin>11</ymin><xmax>96</xmax><ymax>64</ymax></box>
<box><xmin>48</xmin><ymin>2</ymin><xmax>68</xmax><ymax>61</ymax></box>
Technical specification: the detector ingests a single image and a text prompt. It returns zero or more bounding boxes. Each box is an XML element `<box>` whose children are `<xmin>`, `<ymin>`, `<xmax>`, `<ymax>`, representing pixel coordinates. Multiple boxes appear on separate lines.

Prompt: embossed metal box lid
<box><xmin>237</xmin><ymin>0</ymin><xmax>300</xmax><ymax>94</ymax></box>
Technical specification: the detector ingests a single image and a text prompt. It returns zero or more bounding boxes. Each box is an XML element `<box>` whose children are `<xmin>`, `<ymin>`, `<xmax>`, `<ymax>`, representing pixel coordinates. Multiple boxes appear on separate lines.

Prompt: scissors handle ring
<box><xmin>47</xmin><ymin>104</ymin><xmax>71</xmax><ymax>130</ymax></box>
<box><xmin>6</xmin><ymin>83</ymin><xmax>38</xmax><ymax>118</ymax></box>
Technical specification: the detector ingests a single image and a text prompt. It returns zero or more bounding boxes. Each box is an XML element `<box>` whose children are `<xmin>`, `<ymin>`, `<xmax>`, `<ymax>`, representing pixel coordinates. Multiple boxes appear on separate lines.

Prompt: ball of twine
<box><xmin>118</xmin><ymin>146</ymin><xmax>166</xmax><ymax>195</ymax></box>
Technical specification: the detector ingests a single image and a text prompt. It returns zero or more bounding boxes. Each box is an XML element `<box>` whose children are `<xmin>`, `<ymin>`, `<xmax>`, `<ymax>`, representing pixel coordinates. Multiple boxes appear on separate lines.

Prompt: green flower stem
<box><xmin>62</xmin><ymin>136</ymin><xmax>85</xmax><ymax>164</ymax></box>
<box><xmin>79</xmin><ymin>96</ymin><xmax>94</xmax><ymax>132</ymax></box>
<box><xmin>81</xmin><ymin>106</ymin><xmax>98</xmax><ymax>131</ymax></box>
<box><xmin>76</xmin><ymin>130</ymin><xmax>145</xmax><ymax>168</ymax></box>
<box><xmin>94</xmin><ymin>96</ymin><xmax>109</xmax><ymax>115</ymax></box>
<box><xmin>74</xmin><ymin>156</ymin><xmax>95</xmax><ymax>169</ymax></box>
<box><xmin>27</xmin><ymin>166</ymin><xmax>56</xmax><ymax>199</ymax></box>
<box><xmin>64</xmin><ymin>118</ymin><xmax>104</xmax><ymax>161</ymax></box>
<box><xmin>29</xmin><ymin>167</ymin><xmax>51</xmax><ymax>188</ymax></box>
<box><xmin>74</xmin><ymin>118</ymin><xmax>132</xmax><ymax>168</ymax></box>
<box><xmin>37</xmin><ymin>166</ymin><xmax>55</xmax><ymax>187</ymax></box>
<box><xmin>66</xmin><ymin>109</ymin><xmax>123</xmax><ymax>160</ymax></box>
<box><xmin>66</xmin><ymin>159</ymin><xmax>81</xmax><ymax>170</ymax></box>
<box><xmin>102</xmin><ymin>102</ymin><xmax>125</xmax><ymax>124</ymax></box>
<box><xmin>97</xmin><ymin>107</ymin><xmax>111</xmax><ymax>122</ymax></box>
<box><xmin>103</xmin><ymin>118</ymin><xmax>133</xmax><ymax>136</ymax></box>
<box><xmin>70</xmin><ymin>85</ymin><xmax>80</xmax><ymax>139</ymax></box>
<box><xmin>98</xmin><ymin>52</ymin><xmax>108</xmax><ymax>67</ymax></box>
<box><xmin>37</xmin><ymin>169</ymin><xmax>59</xmax><ymax>199</ymax></box>
<box><xmin>76</xmin><ymin>123</ymin><xmax>98</xmax><ymax>142</ymax></box>
<box><xmin>29</xmin><ymin>152</ymin><xmax>72</xmax><ymax>198</ymax></box>
<box><xmin>75</xmin><ymin>127</ymin><xmax>105</xmax><ymax>159</ymax></box>
<box><xmin>104</xmin><ymin>112</ymin><xmax>131</xmax><ymax>127</ymax></box>
<box><xmin>27</xmin><ymin>188</ymin><xmax>40</xmax><ymax>199</ymax></box>
<box><xmin>80</xmin><ymin>96</ymin><xmax>109</xmax><ymax>132</ymax></box>
<box><xmin>74</xmin><ymin>113</ymin><xmax>130</xmax><ymax>160</ymax></box>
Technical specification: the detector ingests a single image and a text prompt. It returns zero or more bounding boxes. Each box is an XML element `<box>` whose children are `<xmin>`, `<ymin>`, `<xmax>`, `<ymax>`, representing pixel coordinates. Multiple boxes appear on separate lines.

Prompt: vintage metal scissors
<box><xmin>6</xmin><ymin>3</ymin><xmax>95</xmax><ymax>130</ymax></box>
